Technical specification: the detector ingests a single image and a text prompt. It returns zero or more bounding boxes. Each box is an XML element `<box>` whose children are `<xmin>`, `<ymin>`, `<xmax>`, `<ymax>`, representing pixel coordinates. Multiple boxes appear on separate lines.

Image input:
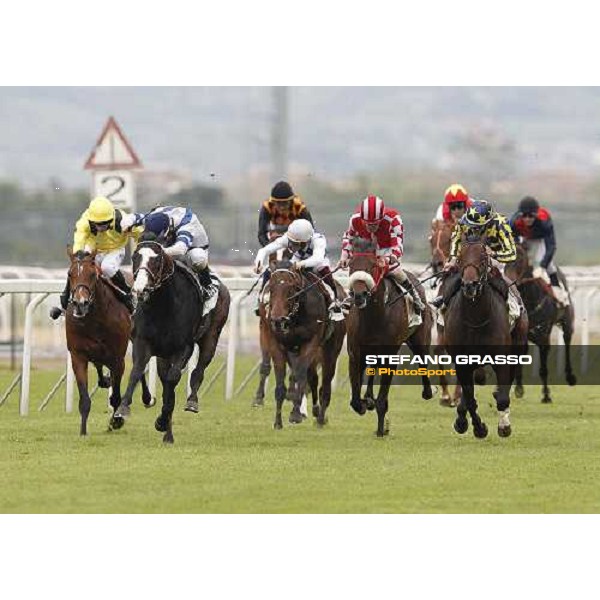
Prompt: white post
<box><xmin>581</xmin><ymin>288</ymin><xmax>597</xmax><ymax>373</ymax></box>
<box><xmin>149</xmin><ymin>356</ymin><xmax>157</xmax><ymax>398</ymax></box>
<box><xmin>19</xmin><ymin>293</ymin><xmax>49</xmax><ymax>416</ymax></box>
<box><xmin>225</xmin><ymin>292</ymin><xmax>245</xmax><ymax>400</ymax></box>
<box><xmin>65</xmin><ymin>352</ymin><xmax>74</xmax><ymax>413</ymax></box>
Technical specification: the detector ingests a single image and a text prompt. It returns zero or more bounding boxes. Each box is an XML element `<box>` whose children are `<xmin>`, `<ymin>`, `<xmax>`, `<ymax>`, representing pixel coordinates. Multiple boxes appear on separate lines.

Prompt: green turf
<box><xmin>1</xmin><ymin>358</ymin><xmax>599</xmax><ymax>513</ymax></box>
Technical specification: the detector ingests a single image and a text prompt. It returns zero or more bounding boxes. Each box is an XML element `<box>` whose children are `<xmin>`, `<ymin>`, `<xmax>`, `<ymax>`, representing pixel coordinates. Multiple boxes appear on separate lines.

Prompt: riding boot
<box><xmin>110</xmin><ymin>271</ymin><xmax>135</xmax><ymax>313</ymax></box>
<box><xmin>549</xmin><ymin>272</ymin><xmax>569</xmax><ymax>306</ymax></box>
<box><xmin>193</xmin><ymin>265</ymin><xmax>217</xmax><ymax>302</ymax></box>
<box><xmin>254</xmin><ymin>270</ymin><xmax>270</xmax><ymax>316</ymax></box>
<box><xmin>321</xmin><ymin>271</ymin><xmax>344</xmax><ymax>321</ymax></box>
<box><xmin>400</xmin><ymin>280</ymin><xmax>425</xmax><ymax>313</ymax></box>
<box><xmin>49</xmin><ymin>278</ymin><xmax>70</xmax><ymax>320</ymax></box>
<box><xmin>431</xmin><ymin>272</ymin><xmax>461</xmax><ymax>310</ymax></box>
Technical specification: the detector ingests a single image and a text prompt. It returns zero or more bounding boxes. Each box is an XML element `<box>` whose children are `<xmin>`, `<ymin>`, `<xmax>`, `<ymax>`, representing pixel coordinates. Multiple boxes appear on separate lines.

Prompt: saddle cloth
<box><xmin>531</xmin><ymin>267</ymin><xmax>570</xmax><ymax>306</ymax></box>
<box><xmin>174</xmin><ymin>261</ymin><xmax>221</xmax><ymax>317</ymax></box>
<box><xmin>383</xmin><ymin>278</ymin><xmax>423</xmax><ymax>330</ymax></box>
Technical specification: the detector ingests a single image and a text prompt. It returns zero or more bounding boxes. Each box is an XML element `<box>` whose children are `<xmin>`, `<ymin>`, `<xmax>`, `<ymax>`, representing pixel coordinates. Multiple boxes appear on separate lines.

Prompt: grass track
<box><xmin>1</xmin><ymin>358</ymin><xmax>599</xmax><ymax>513</ymax></box>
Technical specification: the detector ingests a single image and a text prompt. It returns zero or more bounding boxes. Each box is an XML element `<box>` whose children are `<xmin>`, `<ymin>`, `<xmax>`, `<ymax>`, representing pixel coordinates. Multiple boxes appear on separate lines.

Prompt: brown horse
<box><xmin>65</xmin><ymin>249</ymin><xmax>132</xmax><ymax>435</ymax></box>
<box><xmin>346</xmin><ymin>251</ymin><xmax>433</xmax><ymax>437</ymax></box>
<box><xmin>505</xmin><ymin>242</ymin><xmax>576</xmax><ymax>402</ymax></box>
<box><xmin>442</xmin><ymin>235</ymin><xmax>528</xmax><ymax>438</ymax></box>
<box><xmin>429</xmin><ymin>219</ymin><xmax>462</xmax><ymax>407</ymax></box>
<box><xmin>260</xmin><ymin>261</ymin><xmax>346</xmax><ymax>429</ymax></box>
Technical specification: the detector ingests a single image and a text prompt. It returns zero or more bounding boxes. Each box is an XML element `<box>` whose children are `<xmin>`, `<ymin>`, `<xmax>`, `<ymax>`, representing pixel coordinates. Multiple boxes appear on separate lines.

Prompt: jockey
<box><xmin>509</xmin><ymin>196</ymin><xmax>568</xmax><ymax>305</ymax></box>
<box><xmin>127</xmin><ymin>206</ymin><xmax>215</xmax><ymax>298</ymax></box>
<box><xmin>431</xmin><ymin>199</ymin><xmax>518</xmax><ymax>310</ymax></box>
<box><xmin>337</xmin><ymin>194</ymin><xmax>426</xmax><ymax>313</ymax></box>
<box><xmin>432</xmin><ymin>183</ymin><xmax>472</xmax><ymax>226</ymax></box>
<box><xmin>258</xmin><ymin>181</ymin><xmax>313</xmax><ymax>247</ymax></box>
<box><xmin>254</xmin><ymin>219</ymin><xmax>344</xmax><ymax>321</ymax></box>
<box><xmin>49</xmin><ymin>196</ymin><xmax>141</xmax><ymax>319</ymax></box>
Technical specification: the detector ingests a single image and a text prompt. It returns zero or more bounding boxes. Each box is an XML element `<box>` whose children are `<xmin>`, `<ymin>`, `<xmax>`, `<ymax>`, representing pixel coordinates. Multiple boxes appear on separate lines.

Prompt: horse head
<box><xmin>267</xmin><ymin>260</ymin><xmax>302</xmax><ymax>334</ymax></box>
<box><xmin>132</xmin><ymin>237</ymin><xmax>175</xmax><ymax>303</ymax></box>
<box><xmin>430</xmin><ymin>221</ymin><xmax>453</xmax><ymax>274</ymax></box>
<box><xmin>67</xmin><ymin>247</ymin><xmax>99</xmax><ymax>318</ymax></box>
<box><xmin>458</xmin><ymin>232</ymin><xmax>489</xmax><ymax>300</ymax></box>
<box><xmin>505</xmin><ymin>241</ymin><xmax>531</xmax><ymax>282</ymax></box>
<box><xmin>348</xmin><ymin>251</ymin><xmax>382</xmax><ymax>310</ymax></box>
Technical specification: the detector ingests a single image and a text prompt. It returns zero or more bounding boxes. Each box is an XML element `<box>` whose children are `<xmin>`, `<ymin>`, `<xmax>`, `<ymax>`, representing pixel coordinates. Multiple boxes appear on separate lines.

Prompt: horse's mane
<box><xmin>74</xmin><ymin>250</ymin><xmax>92</xmax><ymax>260</ymax></box>
<box><xmin>273</xmin><ymin>259</ymin><xmax>294</xmax><ymax>271</ymax></box>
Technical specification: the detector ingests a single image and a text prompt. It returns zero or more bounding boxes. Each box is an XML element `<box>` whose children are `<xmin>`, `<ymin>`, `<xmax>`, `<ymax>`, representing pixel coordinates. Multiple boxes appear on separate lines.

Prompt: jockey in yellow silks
<box><xmin>49</xmin><ymin>196</ymin><xmax>142</xmax><ymax>319</ymax></box>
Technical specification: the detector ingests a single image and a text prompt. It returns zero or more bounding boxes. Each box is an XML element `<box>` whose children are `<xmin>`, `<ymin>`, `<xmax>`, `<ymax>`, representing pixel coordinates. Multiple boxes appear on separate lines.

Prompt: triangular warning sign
<box><xmin>84</xmin><ymin>116</ymin><xmax>142</xmax><ymax>170</ymax></box>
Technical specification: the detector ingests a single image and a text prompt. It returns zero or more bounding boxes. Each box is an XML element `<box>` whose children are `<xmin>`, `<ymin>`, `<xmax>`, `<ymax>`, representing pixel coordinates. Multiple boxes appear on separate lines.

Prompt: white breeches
<box><xmin>526</xmin><ymin>239</ymin><xmax>557</xmax><ymax>275</ymax></box>
<box><xmin>95</xmin><ymin>248</ymin><xmax>126</xmax><ymax>278</ymax></box>
<box><xmin>184</xmin><ymin>247</ymin><xmax>209</xmax><ymax>270</ymax></box>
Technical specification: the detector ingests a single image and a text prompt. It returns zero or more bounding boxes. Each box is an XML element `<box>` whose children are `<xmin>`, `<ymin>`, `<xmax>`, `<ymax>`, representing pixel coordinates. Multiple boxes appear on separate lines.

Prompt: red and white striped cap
<box><xmin>360</xmin><ymin>195</ymin><xmax>385</xmax><ymax>222</ymax></box>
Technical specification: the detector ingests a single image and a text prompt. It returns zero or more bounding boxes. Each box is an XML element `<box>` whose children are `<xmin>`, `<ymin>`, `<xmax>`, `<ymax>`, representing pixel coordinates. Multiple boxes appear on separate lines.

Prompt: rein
<box><xmin>133</xmin><ymin>241</ymin><xmax>175</xmax><ymax>293</ymax></box>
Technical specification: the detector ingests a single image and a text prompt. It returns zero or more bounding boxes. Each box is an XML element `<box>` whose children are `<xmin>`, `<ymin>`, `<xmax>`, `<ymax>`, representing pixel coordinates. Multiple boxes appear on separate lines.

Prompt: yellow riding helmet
<box><xmin>88</xmin><ymin>196</ymin><xmax>115</xmax><ymax>223</ymax></box>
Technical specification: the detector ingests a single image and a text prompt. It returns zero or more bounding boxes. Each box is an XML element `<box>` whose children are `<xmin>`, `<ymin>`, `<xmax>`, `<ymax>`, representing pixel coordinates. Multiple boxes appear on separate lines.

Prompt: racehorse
<box><xmin>253</xmin><ymin>242</ymin><xmax>295</xmax><ymax>407</ymax></box>
<box><xmin>430</xmin><ymin>219</ymin><xmax>462</xmax><ymax>407</ymax></box>
<box><xmin>115</xmin><ymin>237</ymin><xmax>230</xmax><ymax>443</ymax></box>
<box><xmin>442</xmin><ymin>234</ymin><xmax>528</xmax><ymax>438</ymax></box>
<box><xmin>505</xmin><ymin>242</ymin><xmax>576</xmax><ymax>402</ymax></box>
<box><xmin>346</xmin><ymin>250</ymin><xmax>433</xmax><ymax>437</ymax></box>
<box><xmin>65</xmin><ymin>248</ymin><xmax>137</xmax><ymax>435</ymax></box>
<box><xmin>259</xmin><ymin>260</ymin><xmax>346</xmax><ymax>429</ymax></box>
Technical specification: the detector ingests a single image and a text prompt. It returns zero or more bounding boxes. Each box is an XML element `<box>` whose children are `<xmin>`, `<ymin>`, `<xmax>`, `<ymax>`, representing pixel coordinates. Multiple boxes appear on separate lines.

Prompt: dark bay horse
<box><xmin>505</xmin><ymin>242</ymin><xmax>576</xmax><ymax>402</ymax></box>
<box><xmin>115</xmin><ymin>239</ymin><xmax>230</xmax><ymax>443</ymax></box>
<box><xmin>442</xmin><ymin>236</ymin><xmax>528</xmax><ymax>438</ymax></box>
<box><xmin>346</xmin><ymin>251</ymin><xmax>433</xmax><ymax>437</ymax></box>
<box><xmin>430</xmin><ymin>220</ymin><xmax>462</xmax><ymax>407</ymax></box>
<box><xmin>260</xmin><ymin>261</ymin><xmax>346</xmax><ymax>429</ymax></box>
<box><xmin>65</xmin><ymin>249</ymin><xmax>132</xmax><ymax>435</ymax></box>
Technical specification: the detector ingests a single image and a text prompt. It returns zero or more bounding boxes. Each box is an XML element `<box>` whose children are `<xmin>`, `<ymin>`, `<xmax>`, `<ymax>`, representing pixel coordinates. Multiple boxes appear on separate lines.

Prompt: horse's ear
<box><xmin>90</xmin><ymin>249</ymin><xmax>98</xmax><ymax>260</ymax></box>
<box><xmin>67</xmin><ymin>245</ymin><xmax>73</xmax><ymax>260</ymax></box>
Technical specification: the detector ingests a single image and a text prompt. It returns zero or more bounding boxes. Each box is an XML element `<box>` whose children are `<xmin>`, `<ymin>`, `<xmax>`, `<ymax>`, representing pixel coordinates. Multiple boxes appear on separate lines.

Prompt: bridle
<box><xmin>268</xmin><ymin>267</ymin><xmax>303</xmax><ymax>330</ymax></box>
<box><xmin>459</xmin><ymin>239</ymin><xmax>489</xmax><ymax>299</ymax></box>
<box><xmin>68</xmin><ymin>255</ymin><xmax>99</xmax><ymax>311</ymax></box>
<box><xmin>133</xmin><ymin>240</ymin><xmax>175</xmax><ymax>294</ymax></box>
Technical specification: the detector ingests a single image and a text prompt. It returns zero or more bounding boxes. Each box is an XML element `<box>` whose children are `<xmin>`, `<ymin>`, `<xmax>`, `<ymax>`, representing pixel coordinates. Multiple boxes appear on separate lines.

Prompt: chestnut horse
<box><xmin>505</xmin><ymin>242</ymin><xmax>576</xmax><ymax>402</ymax></box>
<box><xmin>259</xmin><ymin>260</ymin><xmax>346</xmax><ymax>429</ymax></box>
<box><xmin>346</xmin><ymin>251</ymin><xmax>433</xmax><ymax>437</ymax></box>
<box><xmin>65</xmin><ymin>249</ymin><xmax>133</xmax><ymax>435</ymax></box>
<box><xmin>442</xmin><ymin>235</ymin><xmax>528</xmax><ymax>438</ymax></box>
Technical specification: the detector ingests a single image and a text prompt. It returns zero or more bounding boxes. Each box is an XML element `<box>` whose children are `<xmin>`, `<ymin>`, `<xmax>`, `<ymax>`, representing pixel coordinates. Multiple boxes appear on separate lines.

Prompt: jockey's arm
<box><xmin>72</xmin><ymin>213</ymin><xmax>94</xmax><ymax>253</ymax></box>
<box><xmin>338</xmin><ymin>219</ymin><xmax>357</xmax><ymax>266</ymax></box>
<box><xmin>299</xmin><ymin>234</ymin><xmax>327</xmax><ymax>269</ymax></box>
<box><xmin>254</xmin><ymin>234</ymin><xmax>288</xmax><ymax>271</ymax></box>
<box><xmin>493</xmin><ymin>220</ymin><xmax>517</xmax><ymax>263</ymax></box>
<box><xmin>539</xmin><ymin>220</ymin><xmax>557</xmax><ymax>268</ymax></box>
<box><xmin>257</xmin><ymin>205</ymin><xmax>270</xmax><ymax>247</ymax></box>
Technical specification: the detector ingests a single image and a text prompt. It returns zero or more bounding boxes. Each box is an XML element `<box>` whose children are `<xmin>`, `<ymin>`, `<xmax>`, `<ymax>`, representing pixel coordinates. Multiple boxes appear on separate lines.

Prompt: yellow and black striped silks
<box><xmin>450</xmin><ymin>214</ymin><xmax>517</xmax><ymax>263</ymax></box>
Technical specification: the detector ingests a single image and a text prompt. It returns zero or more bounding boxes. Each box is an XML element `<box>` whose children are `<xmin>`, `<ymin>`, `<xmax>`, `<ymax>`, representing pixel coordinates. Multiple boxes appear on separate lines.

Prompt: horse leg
<box><xmin>493</xmin><ymin>365</ymin><xmax>512</xmax><ymax>438</ymax></box>
<box><xmin>539</xmin><ymin>343</ymin><xmax>552</xmax><ymax>403</ymax></box>
<box><xmin>317</xmin><ymin>356</ymin><xmax>336</xmax><ymax>427</ymax></box>
<box><xmin>364</xmin><ymin>375</ymin><xmax>376</xmax><ymax>411</ymax></box>
<box><xmin>116</xmin><ymin>342</ymin><xmax>152</xmax><ymax>418</ymax></box>
<box><xmin>287</xmin><ymin>342</ymin><xmax>318</xmax><ymax>424</ymax></box>
<box><xmin>271</xmin><ymin>346</ymin><xmax>287</xmax><ymax>430</ymax></box>
<box><xmin>253</xmin><ymin>322</ymin><xmax>271</xmax><ymax>407</ymax></box>
<box><xmin>94</xmin><ymin>362</ymin><xmax>111</xmax><ymax>389</ymax></box>
<box><xmin>139</xmin><ymin>373</ymin><xmax>155</xmax><ymax>407</ymax></box>
<box><xmin>562</xmin><ymin>314</ymin><xmax>577</xmax><ymax>386</ymax></box>
<box><xmin>108</xmin><ymin>358</ymin><xmax>125</xmax><ymax>431</ymax></box>
<box><xmin>455</xmin><ymin>367</ymin><xmax>488</xmax><ymax>438</ymax></box>
<box><xmin>375</xmin><ymin>373</ymin><xmax>392</xmax><ymax>437</ymax></box>
<box><xmin>308</xmin><ymin>366</ymin><xmax>320</xmax><ymax>418</ymax></box>
<box><xmin>406</xmin><ymin>340</ymin><xmax>433</xmax><ymax>400</ymax></box>
<box><xmin>72</xmin><ymin>353</ymin><xmax>91</xmax><ymax>436</ymax></box>
<box><xmin>155</xmin><ymin>357</ymin><xmax>181</xmax><ymax>444</ymax></box>
<box><xmin>349</xmin><ymin>348</ymin><xmax>366</xmax><ymax>416</ymax></box>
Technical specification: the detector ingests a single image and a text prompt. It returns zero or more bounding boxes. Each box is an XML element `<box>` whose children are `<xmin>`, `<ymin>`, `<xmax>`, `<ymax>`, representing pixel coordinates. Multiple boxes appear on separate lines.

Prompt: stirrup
<box><xmin>431</xmin><ymin>295</ymin><xmax>444</xmax><ymax>309</ymax></box>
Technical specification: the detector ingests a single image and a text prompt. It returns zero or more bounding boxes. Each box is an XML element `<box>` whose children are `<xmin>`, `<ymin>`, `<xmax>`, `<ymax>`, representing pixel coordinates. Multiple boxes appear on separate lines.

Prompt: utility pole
<box><xmin>271</xmin><ymin>86</ymin><xmax>288</xmax><ymax>183</ymax></box>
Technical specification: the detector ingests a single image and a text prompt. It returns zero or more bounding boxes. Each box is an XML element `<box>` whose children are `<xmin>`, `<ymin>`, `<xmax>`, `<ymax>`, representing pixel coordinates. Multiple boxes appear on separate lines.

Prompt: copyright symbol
<box><xmin>366</xmin><ymin>368</ymin><xmax>375</xmax><ymax>376</ymax></box>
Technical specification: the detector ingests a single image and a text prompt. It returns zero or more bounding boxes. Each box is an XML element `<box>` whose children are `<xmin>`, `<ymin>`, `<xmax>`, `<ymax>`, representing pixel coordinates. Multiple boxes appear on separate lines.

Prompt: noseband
<box><xmin>133</xmin><ymin>241</ymin><xmax>175</xmax><ymax>293</ymax></box>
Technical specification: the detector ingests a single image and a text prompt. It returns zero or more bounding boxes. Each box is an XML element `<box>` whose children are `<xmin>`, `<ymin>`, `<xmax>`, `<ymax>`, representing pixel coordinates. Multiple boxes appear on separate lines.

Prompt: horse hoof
<box><xmin>422</xmin><ymin>388</ymin><xmax>433</xmax><ymax>401</ymax></box>
<box><xmin>515</xmin><ymin>385</ymin><xmax>524</xmax><ymax>399</ymax></box>
<box><xmin>375</xmin><ymin>430</ymin><xmax>385</xmax><ymax>438</ymax></box>
<box><xmin>439</xmin><ymin>396</ymin><xmax>456</xmax><ymax>408</ymax></box>
<box><xmin>155</xmin><ymin>416</ymin><xmax>168</xmax><ymax>432</ymax></box>
<box><xmin>115</xmin><ymin>403</ymin><xmax>130</xmax><ymax>418</ymax></box>
<box><xmin>473</xmin><ymin>422</ymin><xmax>489</xmax><ymax>439</ymax></box>
<box><xmin>566</xmin><ymin>374</ymin><xmax>577</xmax><ymax>386</ymax></box>
<box><xmin>541</xmin><ymin>396</ymin><xmax>552</xmax><ymax>404</ymax></box>
<box><xmin>365</xmin><ymin>398</ymin><xmax>376</xmax><ymax>411</ymax></box>
<box><xmin>454</xmin><ymin>417</ymin><xmax>468</xmax><ymax>434</ymax></box>
<box><xmin>143</xmin><ymin>396</ymin><xmax>156</xmax><ymax>408</ymax></box>
<box><xmin>350</xmin><ymin>399</ymin><xmax>367</xmax><ymax>416</ymax></box>
<box><xmin>498</xmin><ymin>424</ymin><xmax>512</xmax><ymax>438</ymax></box>
<box><xmin>252</xmin><ymin>397</ymin><xmax>265</xmax><ymax>408</ymax></box>
<box><xmin>273</xmin><ymin>420</ymin><xmax>283</xmax><ymax>430</ymax></box>
<box><xmin>110</xmin><ymin>416</ymin><xmax>125</xmax><ymax>430</ymax></box>
<box><xmin>163</xmin><ymin>433</ymin><xmax>174</xmax><ymax>444</ymax></box>
<box><xmin>312</xmin><ymin>405</ymin><xmax>320</xmax><ymax>418</ymax></box>
<box><xmin>184</xmin><ymin>400</ymin><xmax>199</xmax><ymax>413</ymax></box>
<box><xmin>289</xmin><ymin>409</ymin><xmax>304</xmax><ymax>424</ymax></box>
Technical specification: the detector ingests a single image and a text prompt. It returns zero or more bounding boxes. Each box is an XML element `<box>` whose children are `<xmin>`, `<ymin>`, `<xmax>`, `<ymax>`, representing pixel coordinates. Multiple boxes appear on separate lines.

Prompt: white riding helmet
<box><xmin>287</xmin><ymin>219</ymin><xmax>314</xmax><ymax>243</ymax></box>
